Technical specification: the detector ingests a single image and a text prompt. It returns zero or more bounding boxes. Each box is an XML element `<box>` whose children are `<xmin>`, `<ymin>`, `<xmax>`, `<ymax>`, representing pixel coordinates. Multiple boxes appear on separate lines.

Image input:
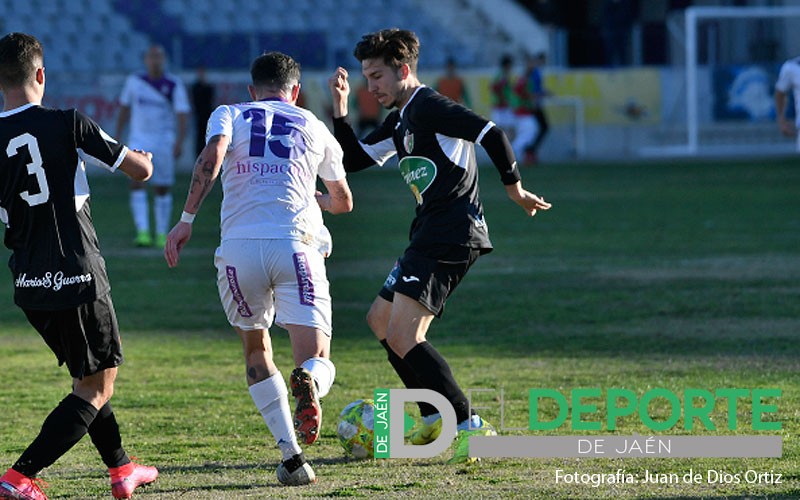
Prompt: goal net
<box><xmin>644</xmin><ymin>5</ymin><xmax>800</xmax><ymax>157</ymax></box>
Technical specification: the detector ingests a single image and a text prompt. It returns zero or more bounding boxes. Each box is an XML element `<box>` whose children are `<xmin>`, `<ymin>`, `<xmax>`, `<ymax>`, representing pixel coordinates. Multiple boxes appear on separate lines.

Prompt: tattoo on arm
<box><xmin>189</xmin><ymin>157</ymin><xmax>216</xmax><ymax>211</ymax></box>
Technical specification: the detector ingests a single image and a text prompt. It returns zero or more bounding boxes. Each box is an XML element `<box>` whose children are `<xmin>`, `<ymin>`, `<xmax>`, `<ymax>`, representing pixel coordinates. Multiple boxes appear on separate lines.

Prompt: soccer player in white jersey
<box><xmin>164</xmin><ymin>52</ymin><xmax>352</xmax><ymax>486</ymax></box>
<box><xmin>116</xmin><ymin>44</ymin><xmax>190</xmax><ymax>248</ymax></box>
<box><xmin>775</xmin><ymin>56</ymin><xmax>800</xmax><ymax>149</ymax></box>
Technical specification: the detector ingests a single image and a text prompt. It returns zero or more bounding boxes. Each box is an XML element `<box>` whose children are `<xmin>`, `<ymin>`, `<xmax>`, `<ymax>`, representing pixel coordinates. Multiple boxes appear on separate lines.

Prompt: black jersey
<box><xmin>0</xmin><ymin>104</ymin><xmax>127</xmax><ymax>309</ymax></box>
<box><xmin>335</xmin><ymin>86</ymin><xmax>494</xmax><ymax>258</ymax></box>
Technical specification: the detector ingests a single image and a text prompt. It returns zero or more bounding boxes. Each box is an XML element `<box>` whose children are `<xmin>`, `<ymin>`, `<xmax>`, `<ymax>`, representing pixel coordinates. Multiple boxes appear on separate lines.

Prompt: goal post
<box><xmin>684</xmin><ymin>5</ymin><xmax>800</xmax><ymax>155</ymax></box>
<box><xmin>640</xmin><ymin>5</ymin><xmax>800</xmax><ymax>157</ymax></box>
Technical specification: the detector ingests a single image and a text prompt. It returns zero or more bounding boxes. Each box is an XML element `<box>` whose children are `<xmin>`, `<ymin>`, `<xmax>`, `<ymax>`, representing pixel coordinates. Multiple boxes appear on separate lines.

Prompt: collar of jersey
<box><xmin>399</xmin><ymin>85</ymin><xmax>426</xmax><ymax>118</ymax></box>
<box><xmin>0</xmin><ymin>102</ymin><xmax>37</xmax><ymax>118</ymax></box>
<box><xmin>258</xmin><ymin>96</ymin><xmax>288</xmax><ymax>102</ymax></box>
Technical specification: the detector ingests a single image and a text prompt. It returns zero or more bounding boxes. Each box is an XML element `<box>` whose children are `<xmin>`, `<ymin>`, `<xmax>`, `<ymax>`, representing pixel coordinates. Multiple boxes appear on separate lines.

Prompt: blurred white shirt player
<box><xmin>116</xmin><ymin>44</ymin><xmax>190</xmax><ymax>248</ymax></box>
<box><xmin>774</xmin><ymin>56</ymin><xmax>800</xmax><ymax>150</ymax></box>
<box><xmin>164</xmin><ymin>51</ymin><xmax>352</xmax><ymax>486</ymax></box>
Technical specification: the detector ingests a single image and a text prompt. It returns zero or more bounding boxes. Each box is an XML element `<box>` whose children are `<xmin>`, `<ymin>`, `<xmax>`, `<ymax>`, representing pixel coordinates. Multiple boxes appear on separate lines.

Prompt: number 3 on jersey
<box><xmin>6</xmin><ymin>133</ymin><xmax>50</xmax><ymax>207</ymax></box>
<box><xmin>243</xmin><ymin>109</ymin><xmax>306</xmax><ymax>159</ymax></box>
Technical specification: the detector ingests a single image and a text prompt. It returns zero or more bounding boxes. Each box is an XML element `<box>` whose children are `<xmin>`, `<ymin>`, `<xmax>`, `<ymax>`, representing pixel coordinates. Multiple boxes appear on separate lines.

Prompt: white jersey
<box><xmin>119</xmin><ymin>72</ymin><xmax>190</xmax><ymax>144</ymax></box>
<box><xmin>207</xmin><ymin>98</ymin><xmax>346</xmax><ymax>244</ymax></box>
<box><xmin>775</xmin><ymin>57</ymin><xmax>800</xmax><ymax>127</ymax></box>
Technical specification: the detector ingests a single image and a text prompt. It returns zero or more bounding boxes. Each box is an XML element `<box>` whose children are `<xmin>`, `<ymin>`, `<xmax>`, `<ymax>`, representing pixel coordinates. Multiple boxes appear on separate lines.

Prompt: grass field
<box><xmin>0</xmin><ymin>157</ymin><xmax>798</xmax><ymax>499</ymax></box>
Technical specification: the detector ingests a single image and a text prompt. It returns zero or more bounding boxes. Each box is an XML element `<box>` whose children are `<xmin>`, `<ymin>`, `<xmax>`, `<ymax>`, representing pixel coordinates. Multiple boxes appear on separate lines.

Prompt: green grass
<box><xmin>1</xmin><ymin>157</ymin><xmax>799</xmax><ymax>499</ymax></box>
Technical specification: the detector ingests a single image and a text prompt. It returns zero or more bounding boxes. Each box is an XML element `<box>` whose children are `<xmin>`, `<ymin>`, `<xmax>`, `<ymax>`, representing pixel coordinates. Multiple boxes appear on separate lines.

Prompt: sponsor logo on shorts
<box><xmin>401</xmin><ymin>275</ymin><xmax>420</xmax><ymax>283</ymax></box>
<box><xmin>293</xmin><ymin>252</ymin><xmax>315</xmax><ymax>306</ymax></box>
<box><xmin>383</xmin><ymin>261</ymin><xmax>399</xmax><ymax>289</ymax></box>
<box><xmin>225</xmin><ymin>266</ymin><xmax>253</xmax><ymax>317</ymax></box>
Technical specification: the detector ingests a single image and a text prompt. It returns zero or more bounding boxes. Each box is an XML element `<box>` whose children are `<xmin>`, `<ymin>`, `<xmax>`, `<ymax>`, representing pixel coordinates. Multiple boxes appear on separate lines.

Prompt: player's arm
<box><xmin>317</xmin><ymin>178</ymin><xmax>353</xmax><ymax>214</ymax></box>
<box><xmin>328</xmin><ymin>67</ymin><xmax>394</xmax><ymax>172</ymax></box>
<box><xmin>118</xmin><ymin>150</ymin><xmax>153</xmax><ymax>181</ymax></box>
<box><xmin>164</xmin><ymin>134</ymin><xmax>229</xmax><ymax>268</ymax></box>
<box><xmin>775</xmin><ymin>89</ymin><xmax>794</xmax><ymax>137</ymax></box>
<box><xmin>478</xmin><ymin>124</ymin><xmax>551</xmax><ymax>216</ymax></box>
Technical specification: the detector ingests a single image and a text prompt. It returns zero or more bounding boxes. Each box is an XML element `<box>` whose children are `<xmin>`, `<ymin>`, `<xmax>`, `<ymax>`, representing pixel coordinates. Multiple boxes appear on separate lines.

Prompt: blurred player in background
<box><xmin>328</xmin><ymin>28</ymin><xmax>551</xmax><ymax>464</ymax></box>
<box><xmin>774</xmin><ymin>55</ymin><xmax>800</xmax><ymax>148</ymax></box>
<box><xmin>490</xmin><ymin>53</ymin><xmax>517</xmax><ymax>138</ymax></box>
<box><xmin>116</xmin><ymin>44</ymin><xmax>190</xmax><ymax>248</ymax></box>
<box><xmin>0</xmin><ymin>32</ymin><xmax>157</xmax><ymax>500</ymax></box>
<box><xmin>513</xmin><ymin>52</ymin><xmax>550</xmax><ymax>166</ymax></box>
<box><xmin>436</xmin><ymin>57</ymin><xmax>470</xmax><ymax>106</ymax></box>
<box><xmin>164</xmin><ymin>51</ymin><xmax>352</xmax><ymax>486</ymax></box>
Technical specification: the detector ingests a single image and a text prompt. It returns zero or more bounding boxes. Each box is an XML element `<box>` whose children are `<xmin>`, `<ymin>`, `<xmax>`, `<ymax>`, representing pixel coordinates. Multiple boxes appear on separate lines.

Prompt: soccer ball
<box><xmin>336</xmin><ymin>399</ymin><xmax>375</xmax><ymax>459</ymax></box>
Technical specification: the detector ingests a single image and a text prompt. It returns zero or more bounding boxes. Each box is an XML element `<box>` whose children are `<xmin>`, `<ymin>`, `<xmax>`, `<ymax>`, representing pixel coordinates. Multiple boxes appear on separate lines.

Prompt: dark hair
<box><xmin>500</xmin><ymin>54</ymin><xmax>513</xmax><ymax>68</ymax></box>
<box><xmin>0</xmin><ymin>32</ymin><xmax>43</xmax><ymax>89</ymax></box>
<box><xmin>353</xmin><ymin>28</ymin><xmax>419</xmax><ymax>73</ymax></box>
<box><xmin>250</xmin><ymin>51</ymin><xmax>301</xmax><ymax>92</ymax></box>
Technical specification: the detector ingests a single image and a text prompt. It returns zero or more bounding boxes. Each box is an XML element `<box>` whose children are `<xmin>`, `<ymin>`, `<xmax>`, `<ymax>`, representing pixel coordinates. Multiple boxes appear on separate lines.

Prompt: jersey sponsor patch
<box><xmin>398</xmin><ymin>156</ymin><xmax>437</xmax><ymax>205</ymax></box>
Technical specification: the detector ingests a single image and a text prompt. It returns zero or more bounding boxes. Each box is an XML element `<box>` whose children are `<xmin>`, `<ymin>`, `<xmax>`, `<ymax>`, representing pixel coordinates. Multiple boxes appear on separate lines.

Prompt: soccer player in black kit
<box><xmin>0</xmin><ymin>33</ymin><xmax>157</xmax><ymax>499</ymax></box>
<box><xmin>328</xmin><ymin>29</ymin><xmax>551</xmax><ymax>463</ymax></box>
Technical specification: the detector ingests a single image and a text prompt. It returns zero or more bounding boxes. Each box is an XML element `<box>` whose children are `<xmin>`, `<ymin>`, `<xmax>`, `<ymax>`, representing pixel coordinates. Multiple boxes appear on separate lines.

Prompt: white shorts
<box><xmin>214</xmin><ymin>239</ymin><xmax>332</xmax><ymax>334</ymax></box>
<box><xmin>129</xmin><ymin>139</ymin><xmax>175</xmax><ymax>187</ymax></box>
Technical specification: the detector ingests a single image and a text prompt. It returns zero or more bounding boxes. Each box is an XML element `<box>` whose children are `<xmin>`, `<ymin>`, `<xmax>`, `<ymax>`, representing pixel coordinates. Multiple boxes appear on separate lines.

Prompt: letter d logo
<box><xmin>378</xmin><ymin>388</ymin><xmax>457</xmax><ymax>459</ymax></box>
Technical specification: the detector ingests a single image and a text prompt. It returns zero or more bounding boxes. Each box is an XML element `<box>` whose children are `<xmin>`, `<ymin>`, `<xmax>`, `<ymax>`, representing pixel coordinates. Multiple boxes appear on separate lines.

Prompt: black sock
<box><xmin>89</xmin><ymin>402</ymin><xmax>130</xmax><ymax>469</ymax></box>
<box><xmin>13</xmin><ymin>394</ymin><xmax>98</xmax><ymax>477</ymax></box>
<box><xmin>402</xmin><ymin>341</ymin><xmax>471</xmax><ymax>423</ymax></box>
<box><xmin>380</xmin><ymin>340</ymin><xmax>438</xmax><ymax>417</ymax></box>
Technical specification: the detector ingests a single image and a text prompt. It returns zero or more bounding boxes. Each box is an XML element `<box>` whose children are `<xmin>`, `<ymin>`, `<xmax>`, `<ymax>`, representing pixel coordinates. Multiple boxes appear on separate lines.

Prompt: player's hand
<box><xmin>515</xmin><ymin>190</ymin><xmax>551</xmax><ymax>217</ymax></box>
<box><xmin>315</xmin><ymin>190</ymin><xmax>331</xmax><ymax>212</ymax></box>
<box><xmin>164</xmin><ymin>222</ymin><xmax>192</xmax><ymax>268</ymax></box>
<box><xmin>506</xmin><ymin>183</ymin><xmax>551</xmax><ymax>217</ymax></box>
<box><xmin>132</xmin><ymin>149</ymin><xmax>153</xmax><ymax>161</ymax></box>
<box><xmin>328</xmin><ymin>67</ymin><xmax>350</xmax><ymax>118</ymax></box>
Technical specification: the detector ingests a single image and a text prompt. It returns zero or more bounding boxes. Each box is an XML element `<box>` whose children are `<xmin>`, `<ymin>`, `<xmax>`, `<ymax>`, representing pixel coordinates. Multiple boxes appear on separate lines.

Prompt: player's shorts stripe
<box><xmin>225</xmin><ymin>265</ymin><xmax>252</xmax><ymax>317</ymax></box>
<box><xmin>292</xmin><ymin>252</ymin><xmax>315</xmax><ymax>306</ymax></box>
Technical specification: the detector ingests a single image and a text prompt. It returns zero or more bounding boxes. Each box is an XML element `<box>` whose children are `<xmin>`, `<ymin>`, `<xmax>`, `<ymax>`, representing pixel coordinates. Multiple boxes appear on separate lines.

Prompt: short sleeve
<box><xmin>206</xmin><ymin>105</ymin><xmax>234</xmax><ymax>144</ymax></box>
<box><xmin>74</xmin><ymin>110</ymin><xmax>127</xmax><ymax>172</ymax></box>
<box><xmin>775</xmin><ymin>62</ymin><xmax>792</xmax><ymax>93</ymax></box>
<box><xmin>316</xmin><ymin>121</ymin><xmax>346</xmax><ymax>181</ymax></box>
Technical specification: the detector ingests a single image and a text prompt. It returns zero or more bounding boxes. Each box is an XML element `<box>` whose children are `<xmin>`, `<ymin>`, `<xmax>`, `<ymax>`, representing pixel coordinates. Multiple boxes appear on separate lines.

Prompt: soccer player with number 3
<box><xmin>0</xmin><ymin>33</ymin><xmax>157</xmax><ymax>500</ymax></box>
<box><xmin>164</xmin><ymin>52</ymin><xmax>352</xmax><ymax>486</ymax></box>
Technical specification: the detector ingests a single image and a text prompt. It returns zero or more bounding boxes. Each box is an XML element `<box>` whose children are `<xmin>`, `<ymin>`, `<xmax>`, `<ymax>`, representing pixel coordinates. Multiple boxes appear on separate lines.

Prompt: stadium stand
<box><xmin>0</xmin><ymin>0</ymin><xmax>534</xmax><ymax>71</ymax></box>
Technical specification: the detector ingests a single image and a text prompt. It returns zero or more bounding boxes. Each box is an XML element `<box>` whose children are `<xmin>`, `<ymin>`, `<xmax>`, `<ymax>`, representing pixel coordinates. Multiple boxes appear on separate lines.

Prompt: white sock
<box><xmin>154</xmin><ymin>193</ymin><xmax>173</xmax><ymax>236</ymax></box>
<box><xmin>130</xmin><ymin>190</ymin><xmax>149</xmax><ymax>233</ymax></box>
<box><xmin>300</xmin><ymin>357</ymin><xmax>335</xmax><ymax>398</ymax></box>
<box><xmin>249</xmin><ymin>372</ymin><xmax>302</xmax><ymax>460</ymax></box>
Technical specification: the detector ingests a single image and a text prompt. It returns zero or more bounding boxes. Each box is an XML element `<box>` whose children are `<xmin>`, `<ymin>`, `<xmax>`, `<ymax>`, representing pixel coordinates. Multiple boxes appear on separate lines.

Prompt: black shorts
<box><xmin>22</xmin><ymin>293</ymin><xmax>123</xmax><ymax>379</ymax></box>
<box><xmin>378</xmin><ymin>247</ymin><xmax>481</xmax><ymax>317</ymax></box>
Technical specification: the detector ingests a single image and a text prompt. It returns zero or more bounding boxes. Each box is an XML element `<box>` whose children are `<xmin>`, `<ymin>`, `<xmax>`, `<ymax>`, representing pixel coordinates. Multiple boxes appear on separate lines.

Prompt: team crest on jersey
<box><xmin>398</xmin><ymin>156</ymin><xmax>437</xmax><ymax>205</ymax></box>
<box><xmin>403</xmin><ymin>130</ymin><xmax>414</xmax><ymax>154</ymax></box>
